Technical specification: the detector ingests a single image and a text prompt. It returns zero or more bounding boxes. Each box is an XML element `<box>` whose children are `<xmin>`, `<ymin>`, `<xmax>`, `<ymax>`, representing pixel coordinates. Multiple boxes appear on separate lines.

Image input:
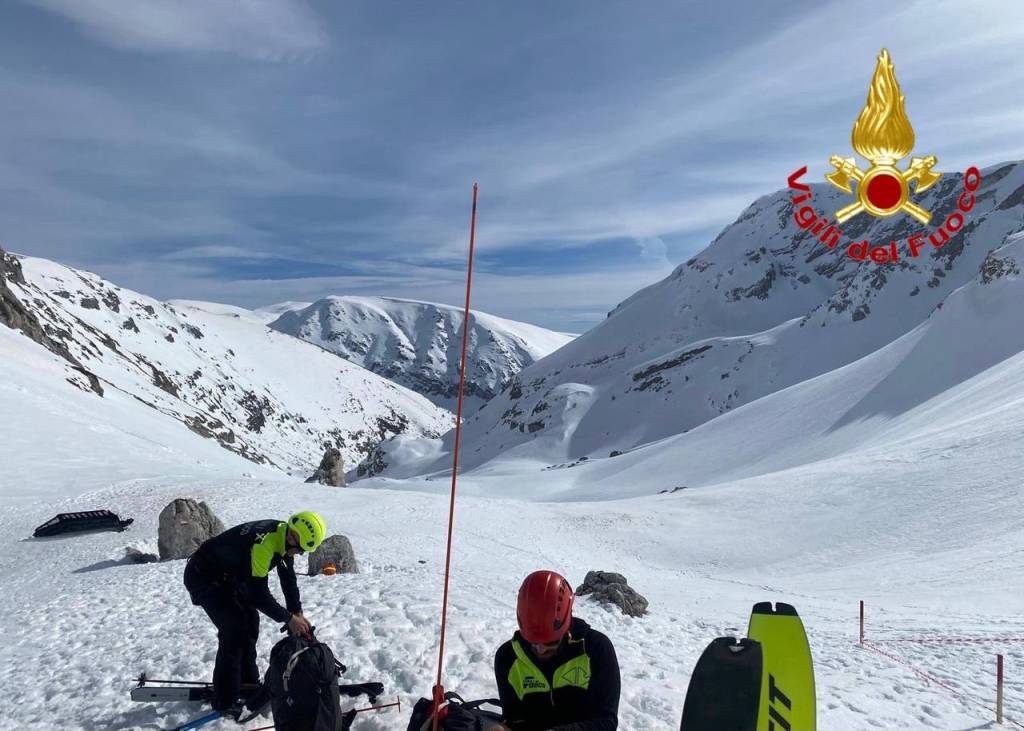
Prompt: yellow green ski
<box><xmin>746</xmin><ymin>601</ymin><xmax>816</xmax><ymax>731</ymax></box>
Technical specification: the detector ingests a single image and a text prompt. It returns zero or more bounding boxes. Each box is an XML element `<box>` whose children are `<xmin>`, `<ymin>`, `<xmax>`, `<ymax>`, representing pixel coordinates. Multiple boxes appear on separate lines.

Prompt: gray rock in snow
<box><xmin>576</xmin><ymin>570</ymin><xmax>649</xmax><ymax>617</ymax></box>
<box><xmin>307</xmin><ymin>534</ymin><xmax>359</xmax><ymax>576</ymax></box>
<box><xmin>158</xmin><ymin>498</ymin><xmax>225</xmax><ymax>561</ymax></box>
<box><xmin>305</xmin><ymin>447</ymin><xmax>346</xmax><ymax>486</ymax></box>
<box><xmin>124</xmin><ymin>546</ymin><xmax>159</xmax><ymax>564</ymax></box>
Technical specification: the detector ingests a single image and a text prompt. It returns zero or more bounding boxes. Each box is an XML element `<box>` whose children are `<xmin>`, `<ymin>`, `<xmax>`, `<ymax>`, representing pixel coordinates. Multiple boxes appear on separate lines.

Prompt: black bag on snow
<box><xmin>407</xmin><ymin>691</ymin><xmax>504</xmax><ymax>731</ymax></box>
<box><xmin>261</xmin><ymin>634</ymin><xmax>346</xmax><ymax>731</ymax></box>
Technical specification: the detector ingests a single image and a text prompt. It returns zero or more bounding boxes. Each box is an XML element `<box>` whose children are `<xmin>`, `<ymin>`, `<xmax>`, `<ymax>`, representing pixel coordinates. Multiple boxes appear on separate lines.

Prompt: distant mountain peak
<box><xmin>268</xmin><ymin>295</ymin><xmax>575</xmax><ymax>414</ymax></box>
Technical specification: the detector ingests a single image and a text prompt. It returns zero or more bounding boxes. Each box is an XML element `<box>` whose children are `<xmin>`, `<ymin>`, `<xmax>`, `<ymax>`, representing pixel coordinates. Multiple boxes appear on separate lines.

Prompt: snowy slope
<box><xmin>268</xmin><ymin>296</ymin><xmax>575</xmax><ymax>413</ymax></box>
<box><xmin>251</xmin><ymin>300</ymin><xmax>313</xmax><ymax>324</ymax></box>
<box><xmin>360</xmin><ymin>161</ymin><xmax>1024</xmax><ymax>479</ymax></box>
<box><xmin>3</xmin><ymin>257</ymin><xmax>453</xmax><ymax>476</ymax></box>
<box><xmin>0</xmin><ymin>325</ymin><xmax>277</xmax><ymax>504</ymax></box>
<box><xmin>0</xmin><ymin>368</ymin><xmax>1021</xmax><ymax>730</ymax></box>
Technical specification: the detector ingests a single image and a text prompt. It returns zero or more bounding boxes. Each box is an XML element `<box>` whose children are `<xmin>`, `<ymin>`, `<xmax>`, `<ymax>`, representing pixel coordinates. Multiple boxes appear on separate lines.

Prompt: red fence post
<box><xmin>859</xmin><ymin>600</ymin><xmax>865</xmax><ymax>645</ymax></box>
<box><xmin>997</xmin><ymin>653</ymin><xmax>1004</xmax><ymax>725</ymax></box>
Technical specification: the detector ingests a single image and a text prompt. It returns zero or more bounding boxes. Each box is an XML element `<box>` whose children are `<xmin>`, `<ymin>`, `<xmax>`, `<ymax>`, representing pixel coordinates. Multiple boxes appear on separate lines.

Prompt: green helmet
<box><xmin>288</xmin><ymin>511</ymin><xmax>326</xmax><ymax>552</ymax></box>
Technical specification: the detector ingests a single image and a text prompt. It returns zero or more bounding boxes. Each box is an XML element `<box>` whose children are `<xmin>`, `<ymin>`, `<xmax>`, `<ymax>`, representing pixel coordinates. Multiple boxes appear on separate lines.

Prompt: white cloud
<box><xmin>419</xmin><ymin>0</ymin><xmax>1024</xmax><ymax>259</ymax></box>
<box><xmin>161</xmin><ymin>245</ymin><xmax>276</xmax><ymax>261</ymax></box>
<box><xmin>21</xmin><ymin>0</ymin><xmax>327</xmax><ymax>59</ymax></box>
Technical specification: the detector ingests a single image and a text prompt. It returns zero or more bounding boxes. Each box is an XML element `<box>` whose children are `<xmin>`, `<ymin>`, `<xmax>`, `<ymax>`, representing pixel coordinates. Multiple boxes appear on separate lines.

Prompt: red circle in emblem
<box><xmin>866</xmin><ymin>173</ymin><xmax>903</xmax><ymax>210</ymax></box>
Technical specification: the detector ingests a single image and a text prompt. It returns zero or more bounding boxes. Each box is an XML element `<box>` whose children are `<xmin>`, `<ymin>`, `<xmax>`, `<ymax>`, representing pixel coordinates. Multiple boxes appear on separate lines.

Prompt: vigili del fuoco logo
<box><xmin>787</xmin><ymin>48</ymin><xmax>980</xmax><ymax>264</ymax></box>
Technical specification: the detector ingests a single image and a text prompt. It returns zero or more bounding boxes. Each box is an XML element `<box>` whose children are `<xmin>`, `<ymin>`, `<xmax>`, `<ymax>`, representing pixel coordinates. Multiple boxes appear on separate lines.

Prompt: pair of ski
<box><xmin>680</xmin><ymin>602</ymin><xmax>816</xmax><ymax>731</ymax></box>
<box><xmin>131</xmin><ymin>675</ymin><xmax>385</xmax><ymax>730</ymax></box>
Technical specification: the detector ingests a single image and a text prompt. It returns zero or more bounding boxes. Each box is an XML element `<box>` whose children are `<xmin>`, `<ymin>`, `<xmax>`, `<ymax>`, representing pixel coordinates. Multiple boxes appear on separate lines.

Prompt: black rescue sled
<box><xmin>33</xmin><ymin>509</ymin><xmax>133</xmax><ymax>537</ymax></box>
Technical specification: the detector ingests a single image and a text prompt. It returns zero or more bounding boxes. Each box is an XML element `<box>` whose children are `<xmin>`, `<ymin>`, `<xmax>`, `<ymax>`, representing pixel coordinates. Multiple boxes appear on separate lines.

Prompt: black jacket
<box><xmin>494</xmin><ymin>617</ymin><xmax>620</xmax><ymax>730</ymax></box>
<box><xmin>184</xmin><ymin>519</ymin><xmax>301</xmax><ymax>623</ymax></box>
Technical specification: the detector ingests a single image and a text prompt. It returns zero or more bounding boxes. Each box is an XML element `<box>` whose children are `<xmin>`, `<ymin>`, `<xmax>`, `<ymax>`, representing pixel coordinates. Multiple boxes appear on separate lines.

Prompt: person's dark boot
<box><xmin>212</xmin><ymin>700</ymin><xmax>244</xmax><ymax>722</ymax></box>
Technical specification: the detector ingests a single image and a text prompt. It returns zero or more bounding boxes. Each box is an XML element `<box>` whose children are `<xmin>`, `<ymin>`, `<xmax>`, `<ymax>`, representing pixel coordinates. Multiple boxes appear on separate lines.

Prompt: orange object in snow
<box><xmin>323</xmin><ymin>563</ymin><xmax>337</xmax><ymax>576</ymax></box>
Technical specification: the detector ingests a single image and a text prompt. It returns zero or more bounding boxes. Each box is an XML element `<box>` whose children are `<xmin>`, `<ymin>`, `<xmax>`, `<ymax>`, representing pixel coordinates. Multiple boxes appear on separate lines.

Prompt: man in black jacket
<box><xmin>494</xmin><ymin>570</ymin><xmax>620</xmax><ymax>730</ymax></box>
<box><xmin>183</xmin><ymin>511</ymin><xmax>327</xmax><ymax>715</ymax></box>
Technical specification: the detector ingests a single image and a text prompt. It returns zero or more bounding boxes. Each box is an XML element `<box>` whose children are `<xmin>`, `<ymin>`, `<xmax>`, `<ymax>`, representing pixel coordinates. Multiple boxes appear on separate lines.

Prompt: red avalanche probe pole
<box><xmin>432</xmin><ymin>183</ymin><xmax>480</xmax><ymax>731</ymax></box>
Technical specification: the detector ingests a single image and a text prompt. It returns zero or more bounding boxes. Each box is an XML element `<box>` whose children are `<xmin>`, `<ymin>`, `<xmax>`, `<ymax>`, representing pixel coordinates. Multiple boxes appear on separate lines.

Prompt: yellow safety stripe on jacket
<box><xmin>250</xmin><ymin>522</ymin><xmax>287</xmax><ymax>578</ymax></box>
<box><xmin>508</xmin><ymin>638</ymin><xmax>592</xmax><ymax>702</ymax></box>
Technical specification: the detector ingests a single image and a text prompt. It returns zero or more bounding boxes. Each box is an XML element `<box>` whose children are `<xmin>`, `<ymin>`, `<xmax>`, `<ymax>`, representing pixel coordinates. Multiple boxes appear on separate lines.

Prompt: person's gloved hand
<box><xmin>287</xmin><ymin>613</ymin><xmax>312</xmax><ymax>636</ymax></box>
<box><xmin>340</xmin><ymin>708</ymin><xmax>358</xmax><ymax>730</ymax></box>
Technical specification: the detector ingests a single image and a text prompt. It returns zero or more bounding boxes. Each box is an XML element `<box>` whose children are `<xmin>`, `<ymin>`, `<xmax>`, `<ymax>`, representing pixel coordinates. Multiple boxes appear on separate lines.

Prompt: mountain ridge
<box><xmin>355</xmin><ymin>160</ymin><xmax>1024</xmax><ymax>481</ymax></box>
<box><xmin>268</xmin><ymin>295</ymin><xmax>575</xmax><ymax>414</ymax></box>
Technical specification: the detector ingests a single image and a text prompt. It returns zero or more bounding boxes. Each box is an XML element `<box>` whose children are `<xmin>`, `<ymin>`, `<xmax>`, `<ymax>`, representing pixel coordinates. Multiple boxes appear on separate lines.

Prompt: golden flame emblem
<box><xmin>826</xmin><ymin>49</ymin><xmax>941</xmax><ymax>224</ymax></box>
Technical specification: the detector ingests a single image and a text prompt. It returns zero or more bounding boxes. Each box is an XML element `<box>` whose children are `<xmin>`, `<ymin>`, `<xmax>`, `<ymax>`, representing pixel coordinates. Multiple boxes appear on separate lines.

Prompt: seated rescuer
<box><xmin>494</xmin><ymin>570</ymin><xmax>621</xmax><ymax>730</ymax></box>
<box><xmin>183</xmin><ymin>511</ymin><xmax>327</xmax><ymax>714</ymax></box>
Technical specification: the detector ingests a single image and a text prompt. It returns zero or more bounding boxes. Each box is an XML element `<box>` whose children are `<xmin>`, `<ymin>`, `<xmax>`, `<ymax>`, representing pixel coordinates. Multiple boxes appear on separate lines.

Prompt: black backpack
<box><xmin>262</xmin><ymin>634</ymin><xmax>345</xmax><ymax>731</ymax></box>
<box><xmin>407</xmin><ymin>691</ymin><xmax>504</xmax><ymax>731</ymax></box>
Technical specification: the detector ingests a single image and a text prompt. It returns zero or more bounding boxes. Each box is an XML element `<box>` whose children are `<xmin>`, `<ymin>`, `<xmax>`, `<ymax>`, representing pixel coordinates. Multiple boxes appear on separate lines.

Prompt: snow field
<box><xmin>0</xmin><ymin>468</ymin><xmax>1020</xmax><ymax>730</ymax></box>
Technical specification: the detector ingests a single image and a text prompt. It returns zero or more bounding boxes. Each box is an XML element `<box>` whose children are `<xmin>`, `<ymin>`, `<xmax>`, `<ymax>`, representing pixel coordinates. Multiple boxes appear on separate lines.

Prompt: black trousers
<box><xmin>185</xmin><ymin>562</ymin><xmax>261</xmax><ymax>709</ymax></box>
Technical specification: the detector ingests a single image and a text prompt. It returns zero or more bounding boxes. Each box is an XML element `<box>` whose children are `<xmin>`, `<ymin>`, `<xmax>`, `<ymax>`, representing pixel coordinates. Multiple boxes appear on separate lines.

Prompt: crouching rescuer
<box><xmin>494</xmin><ymin>570</ymin><xmax>621</xmax><ymax>730</ymax></box>
<box><xmin>183</xmin><ymin>511</ymin><xmax>327</xmax><ymax>716</ymax></box>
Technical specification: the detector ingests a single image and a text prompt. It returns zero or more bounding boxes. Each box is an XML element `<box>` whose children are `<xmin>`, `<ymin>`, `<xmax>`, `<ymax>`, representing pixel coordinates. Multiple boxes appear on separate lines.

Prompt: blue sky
<box><xmin>2</xmin><ymin>1</ymin><xmax>1023</xmax><ymax>331</ymax></box>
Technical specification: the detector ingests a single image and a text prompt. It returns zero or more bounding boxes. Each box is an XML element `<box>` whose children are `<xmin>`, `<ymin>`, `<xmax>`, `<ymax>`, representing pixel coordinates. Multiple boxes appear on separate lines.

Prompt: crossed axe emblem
<box><xmin>826</xmin><ymin>155</ymin><xmax>942</xmax><ymax>224</ymax></box>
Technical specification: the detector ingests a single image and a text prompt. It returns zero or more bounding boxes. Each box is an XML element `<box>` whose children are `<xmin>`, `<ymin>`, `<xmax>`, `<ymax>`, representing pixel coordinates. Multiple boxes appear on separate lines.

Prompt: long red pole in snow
<box><xmin>432</xmin><ymin>183</ymin><xmax>479</xmax><ymax>730</ymax></box>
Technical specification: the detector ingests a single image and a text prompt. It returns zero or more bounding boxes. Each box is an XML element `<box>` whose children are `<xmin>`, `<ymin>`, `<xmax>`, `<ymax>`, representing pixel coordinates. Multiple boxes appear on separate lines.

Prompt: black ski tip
<box><xmin>751</xmin><ymin>601</ymin><xmax>799</xmax><ymax>617</ymax></box>
<box><xmin>681</xmin><ymin>636</ymin><xmax>763</xmax><ymax>731</ymax></box>
<box><xmin>716</xmin><ymin>636</ymin><xmax>761</xmax><ymax>655</ymax></box>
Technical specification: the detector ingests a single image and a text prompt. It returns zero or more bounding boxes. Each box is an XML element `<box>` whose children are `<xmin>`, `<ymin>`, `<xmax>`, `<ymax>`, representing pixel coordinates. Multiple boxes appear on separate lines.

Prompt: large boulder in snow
<box><xmin>576</xmin><ymin>571</ymin><xmax>648</xmax><ymax>617</ymax></box>
<box><xmin>305</xmin><ymin>447</ymin><xmax>346</xmax><ymax>486</ymax></box>
<box><xmin>158</xmin><ymin>498</ymin><xmax>225</xmax><ymax>561</ymax></box>
<box><xmin>307</xmin><ymin>534</ymin><xmax>358</xmax><ymax>576</ymax></box>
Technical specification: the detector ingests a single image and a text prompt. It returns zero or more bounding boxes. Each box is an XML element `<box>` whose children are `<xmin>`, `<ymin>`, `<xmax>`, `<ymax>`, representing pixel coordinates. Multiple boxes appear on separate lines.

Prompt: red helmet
<box><xmin>516</xmin><ymin>570</ymin><xmax>574</xmax><ymax>644</ymax></box>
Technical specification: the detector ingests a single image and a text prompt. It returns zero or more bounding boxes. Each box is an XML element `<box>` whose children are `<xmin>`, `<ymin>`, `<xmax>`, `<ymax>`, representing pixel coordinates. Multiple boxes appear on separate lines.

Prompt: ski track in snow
<box><xmin>0</xmin><ymin>478</ymin><xmax>1020</xmax><ymax>730</ymax></box>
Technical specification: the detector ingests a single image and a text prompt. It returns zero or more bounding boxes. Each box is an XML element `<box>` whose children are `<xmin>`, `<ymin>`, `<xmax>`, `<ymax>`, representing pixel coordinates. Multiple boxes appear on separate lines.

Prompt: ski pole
<box><xmin>245</xmin><ymin>701</ymin><xmax>402</xmax><ymax>731</ymax></box>
<box><xmin>137</xmin><ymin>678</ymin><xmax>213</xmax><ymax>686</ymax></box>
<box><xmin>354</xmin><ymin>697</ymin><xmax>402</xmax><ymax>713</ymax></box>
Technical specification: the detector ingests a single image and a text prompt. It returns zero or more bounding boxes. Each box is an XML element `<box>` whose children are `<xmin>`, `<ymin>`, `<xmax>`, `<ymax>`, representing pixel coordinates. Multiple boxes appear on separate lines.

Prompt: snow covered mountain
<box><xmin>6</xmin><ymin>243</ymin><xmax>1022</xmax><ymax>726</ymax></box>
<box><xmin>3</xmin><ymin>174</ymin><xmax>1023</xmax><ymax>731</ymax></box>
<box><xmin>0</xmin><ymin>251</ymin><xmax>453</xmax><ymax>479</ymax></box>
<box><xmin>358</xmin><ymin>161</ymin><xmax>1024</xmax><ymax>480</ymax></box>
<box><xmin>267</xmin><ymin>296</ymin><xmax>575</xmax><ymax>413</ymax></box>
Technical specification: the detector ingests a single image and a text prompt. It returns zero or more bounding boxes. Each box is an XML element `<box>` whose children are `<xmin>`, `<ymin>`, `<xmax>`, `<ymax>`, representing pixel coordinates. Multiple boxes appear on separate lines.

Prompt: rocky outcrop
<box><xmin>305</xmin><ymin>447</ymin><xmax>346</xmax><ymax>486</ymax></box>
<box><xmin>307</xmin><ymin>534</ymin><xmax>358</xmax><ymax>576</ymax></box>
<box><xmin>980</xmin><ymin>250</ymin><xmax>1021</xmax><ymax>284</ymax></box>
<box><xmin>575</xmin><ymin>571</ymin><xmax>648</xmax><ymax>617</ymax></box>
<box><xmin>157</xmin><ymin>498</ymin><xmax>225</xmax><ymax>560</ymax></box>
<box><xmin>0</xmin><ymin>246</ymin><xmax>102</xmax><ymax>395</ymax></box>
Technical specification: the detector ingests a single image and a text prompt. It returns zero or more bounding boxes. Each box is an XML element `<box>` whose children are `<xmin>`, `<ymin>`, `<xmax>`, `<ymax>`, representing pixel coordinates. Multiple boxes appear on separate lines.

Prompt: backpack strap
<box><xmin>283</xmin><ymin>647</ymin><xmax>310</xmax><ymax>693</ymax></box>
<box><xmin>460</xmin><ymin>698</ymin><xmax>502</xmax><ymax>712</ymax></box>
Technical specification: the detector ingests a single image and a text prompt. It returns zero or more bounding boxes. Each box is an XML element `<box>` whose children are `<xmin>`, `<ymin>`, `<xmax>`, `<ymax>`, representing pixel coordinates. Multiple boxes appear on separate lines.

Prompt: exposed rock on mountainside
<box><xmin>269</xmin><ymin>297</ymin><xmax>575</xmax><ymax>414</ymax></box>
<box><xmin>0</xmin><ymin>258</ymin><xmax>453</xmax><ymax>474</ymax></box>
<box><xmin>0</xmin><ymin>246</ymin><xmax>102</xmax><ymax>395</ymax></box>
<box><xmin>355</xmin><ymin>161</ymin><xmax>1024</xmax><ymax>480</ymax></box>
